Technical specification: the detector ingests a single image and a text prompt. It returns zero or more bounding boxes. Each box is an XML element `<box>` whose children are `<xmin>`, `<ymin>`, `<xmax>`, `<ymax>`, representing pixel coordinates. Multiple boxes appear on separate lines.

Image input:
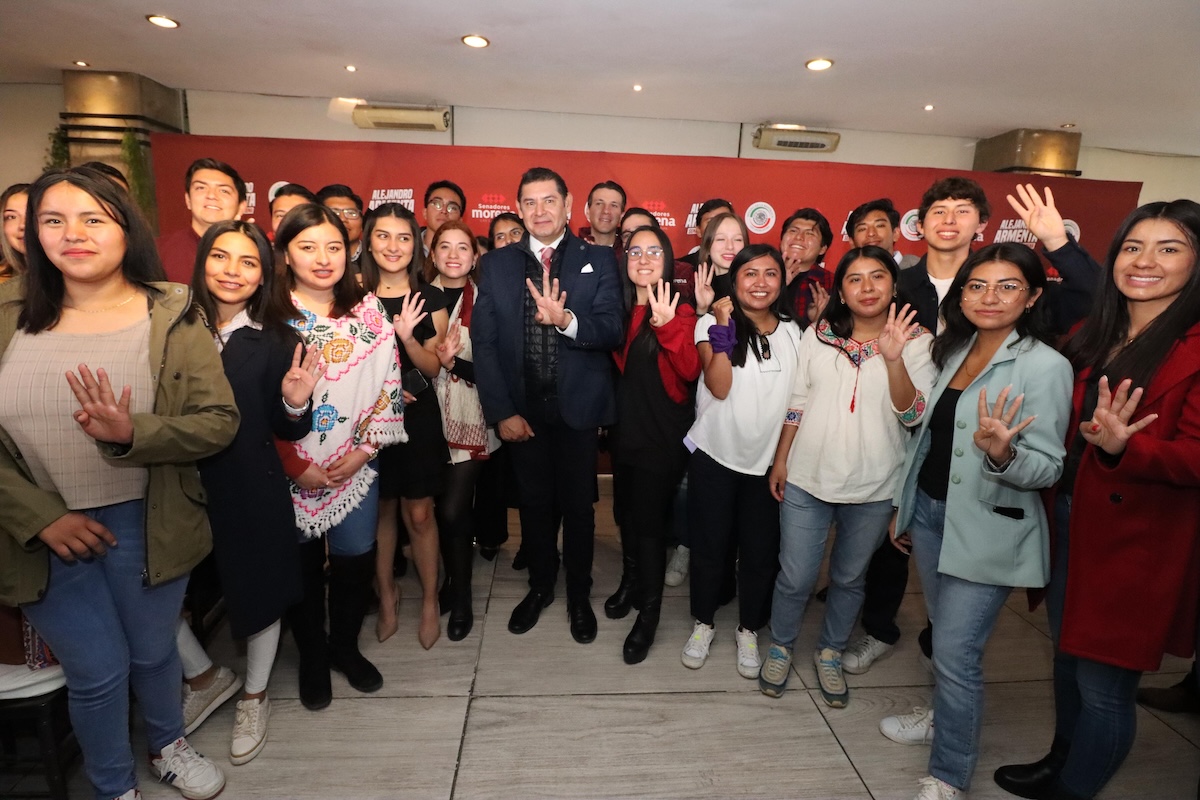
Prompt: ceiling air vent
<box><xmin>351</xmin><ymin>105</ymin><xmax>451</xmax><ymax>131</ymax></box>
<box><xmin>753</xmin><ymin>124</ymin><xmax>840</xmax><ymax>153</ymax></box>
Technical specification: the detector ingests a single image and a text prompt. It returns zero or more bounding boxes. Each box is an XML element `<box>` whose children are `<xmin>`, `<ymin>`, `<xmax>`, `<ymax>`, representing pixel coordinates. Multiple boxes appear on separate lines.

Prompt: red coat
<box><xmin>1060</xmin><ymin>323</ymin><xmax>1200</xmax><ymax>671</ymax></box>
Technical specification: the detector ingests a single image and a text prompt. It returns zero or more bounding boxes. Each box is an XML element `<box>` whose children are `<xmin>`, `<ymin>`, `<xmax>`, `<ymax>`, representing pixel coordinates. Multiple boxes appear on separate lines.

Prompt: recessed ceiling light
<box><xmin>74</xmin><ymin>61</ymin><xmax>90</xmax><ymax>67</ymax></box>
<box><xmin>1060</xmin><ymin>122</ymin><xmax>1077</xmax><ymax>129</ymax></box>
<box><xmin>345</xmin><ymin>65</ymin><xmax>357</xmax><ymax>72</ymax></box>
<box><xmin>633</xmin><ymin>84</ymin><xmax>643</xmax><ymax>92</ymax></box>
<box><xmin>461</xmin><ymin>34</ymin><xmax>489</xmax><ymax>48</ymax></box>
<box><xmin>805</xmin><ymin>58</ymin><xmax>833</xmax><ymax>71</ymax></box>
<box><xmin>145</xmin><ymin>14</ymin><xmax>179</xmax><ymax>28</ymax></box>
<box><xmin>924</xmin><ymin>104</ymin><xmax>935</xmax><ymax>111</ymax></box>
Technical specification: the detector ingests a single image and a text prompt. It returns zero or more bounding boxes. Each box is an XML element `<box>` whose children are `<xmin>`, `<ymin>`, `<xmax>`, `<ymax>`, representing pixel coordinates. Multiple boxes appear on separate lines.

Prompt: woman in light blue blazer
<box><xmin>880</xmin><ymin>243</ymin><xmax>1073</xmax><ymax>800</ymax></box>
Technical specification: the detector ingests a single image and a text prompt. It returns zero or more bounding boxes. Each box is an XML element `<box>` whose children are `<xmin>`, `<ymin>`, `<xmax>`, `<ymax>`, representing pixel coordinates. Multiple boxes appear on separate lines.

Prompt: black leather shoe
<box><xmin>447</xmin><ymin>605</ymin><xmax>474</xmax><ymax>641</ymax></box>
<box><xmin>994</xmin><ymin>739</ymin><xmax>1070</xmax><ymax>800</ymax></box>
<box><xmin>604</xmin><ymin>573</ymin><xmax>641</xmax><ymax>620</ymax></box>
<box><xmin>329</xmin><ymin>647</ymin><xmax>383</xmax><ymax>693</ymax></box>
<box><xmin>568</xmin><ymin>601</ymin><xmax>598</xmax><ymax>644</ymax></box>
<box><xmin>622</xmin><ymin>614</ymin><xmax>658</xmax><ymax>664</ymax></box>
<box><xmin>298</xmin><ymin>658</ymin><xmax>332</xmax><ymax>711</ymax></box>
<box><xmin>508</xmin><ymin>589</ymin><xmax>553</xmax><ymax>634</ymax></box>
<box><xmin>511</xmin><ymin>548</ymin><xmax>528</xmax><ymax>571</ymax></box>
<box><xmin>479</xmin><ymin>545</ymin><xmax>499</xmax><ymax>561</ymax></box>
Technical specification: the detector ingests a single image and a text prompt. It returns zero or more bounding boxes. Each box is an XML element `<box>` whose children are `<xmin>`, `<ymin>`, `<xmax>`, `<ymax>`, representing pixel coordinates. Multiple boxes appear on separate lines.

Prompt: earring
<box><xmin>1024</xmin><ymin>305</ymin><xmax>1032</xmax><ymax>314</ymax></box>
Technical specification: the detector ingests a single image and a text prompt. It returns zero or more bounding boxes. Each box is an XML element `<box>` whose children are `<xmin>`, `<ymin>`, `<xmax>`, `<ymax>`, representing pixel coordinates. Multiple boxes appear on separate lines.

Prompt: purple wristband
<box><xmin>707</xmin><ymin>320</ymin><xmax>737</xmax><ymax>357</ymax></box>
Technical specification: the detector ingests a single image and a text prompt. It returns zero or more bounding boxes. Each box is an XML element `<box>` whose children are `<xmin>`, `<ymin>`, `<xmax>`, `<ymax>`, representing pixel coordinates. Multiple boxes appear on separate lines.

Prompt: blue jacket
<box><xmin>472</xmin><ymin>230</ymin><xmax>623</xmax><ymax>430</ymax></box>
<box><xmin>895</xmin><ymin>330</ymin><xmax>1072</xmax><ymax>588</ymax></box>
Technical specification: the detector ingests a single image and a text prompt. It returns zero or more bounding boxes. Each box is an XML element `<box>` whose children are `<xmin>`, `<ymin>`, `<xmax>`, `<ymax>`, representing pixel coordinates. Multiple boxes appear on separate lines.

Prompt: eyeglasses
<box><xmin>962</xmin><ymin>281</ymin><xmax>1029</xmax><ymax>303</ymax></box>
<box><xmin>626</xmin><ymin>246</ymin><xmax>664</xmax><ymax>260</ymax></box>
<box><xmin>428</xmin><ymin>198</ymin><xmax>463</xmax><ymax>215</ymax></box>
<box><xmin>327</xmin><ymin>207</ymin><xmax>362</xmax><ymax>220</ymax></box>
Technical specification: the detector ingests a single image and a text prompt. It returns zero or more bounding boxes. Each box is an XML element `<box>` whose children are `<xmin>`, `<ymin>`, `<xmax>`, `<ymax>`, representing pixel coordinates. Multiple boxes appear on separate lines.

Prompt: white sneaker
<box><xmin>230</xmin><ymin>695</ymin><xmax>270</xmax><ymax>765</ymax></box>
<box><xmin>152</xmin><ymin>737</ymin><xmax>226</xmax><ymax>800</ymax></box>
<box><xmin>664</xmin><ymin>546</ymin><xmax>689</xmax><ymax>587</ymax></box>
<box><xmin>813</xmin><ymin>647</ymin><xmax>848</xmax><ymax>707</ymax></box>
<box><xmin>880</xmin><ymin>705</ymin><xmax>935</xmax><ymax>745</ymax></box>
<box><xmin>111</xmin><ymin>790</ymin><xmax>142</xmax><ymax>800</ymax></box>
<box><xmin>183</xmin><ymin>666</ymin><xmax>243</xmax><ymax>735</ymax></box>
<box><xmin>681</xmin><ymin>621</ymin><xmax>715</xmax><ymax>669</ymax></box>
<box><xmin>913</xmin><ymin>775</ymin><xmax>963</xmax><ymax>799</ymax></box>
<box><xmin>842</xmin><ymin>634</ymin><xmax>895</xmax><ymax>674</ymax></box>
<box><xmin>735</xmin><ymin>627</ymin><xmax>761</xmax><ymax>679</ymax></box>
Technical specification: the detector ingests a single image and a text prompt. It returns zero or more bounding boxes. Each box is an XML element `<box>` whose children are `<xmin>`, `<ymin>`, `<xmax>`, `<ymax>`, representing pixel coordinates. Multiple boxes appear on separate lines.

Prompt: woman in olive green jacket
<box><xmin>0</xmin><ymin>167</ymin><xmax>238</xmax><ymax>800</ymax></box>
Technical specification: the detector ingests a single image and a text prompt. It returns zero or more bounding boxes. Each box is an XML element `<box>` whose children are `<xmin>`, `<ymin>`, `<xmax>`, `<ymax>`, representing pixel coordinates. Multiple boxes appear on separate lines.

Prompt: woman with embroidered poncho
<box><xmin>759</xmin><ymin>246</ymin><xmax>934</xmax><ymax>706</ymax></box>
<box><xmin>272</xmin><ymin>204</ymin><xmax>406</xmax><ymax>712</ymax></box>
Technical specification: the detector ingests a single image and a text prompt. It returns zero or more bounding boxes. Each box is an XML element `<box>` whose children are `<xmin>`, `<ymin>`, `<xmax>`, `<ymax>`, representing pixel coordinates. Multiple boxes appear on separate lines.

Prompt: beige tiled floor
<box><xmin>8</xmin><ymin>486</ymin><xmax>1199</xmax><ymax>799</ymax></box>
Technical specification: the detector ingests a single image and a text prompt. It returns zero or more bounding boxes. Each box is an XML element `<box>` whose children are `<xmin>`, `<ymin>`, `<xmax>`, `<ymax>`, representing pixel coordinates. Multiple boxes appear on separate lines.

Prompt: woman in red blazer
<box><xmin>996</xmin><ymin>199</ymin><xmax>1200</xmax><ymax>800</ymax></box>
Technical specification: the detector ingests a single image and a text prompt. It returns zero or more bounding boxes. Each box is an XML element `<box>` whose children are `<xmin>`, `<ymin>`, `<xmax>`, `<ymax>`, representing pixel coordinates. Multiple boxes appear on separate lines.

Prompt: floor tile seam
<box><xmin>450</xmin><ymin>555</ymin><xmax>499</xmax><ymax>800</ymax></box>
<box><xmin>799</xmin><ymin>687</ymin><xmax>878</xmax><ymax>800</ymax></box>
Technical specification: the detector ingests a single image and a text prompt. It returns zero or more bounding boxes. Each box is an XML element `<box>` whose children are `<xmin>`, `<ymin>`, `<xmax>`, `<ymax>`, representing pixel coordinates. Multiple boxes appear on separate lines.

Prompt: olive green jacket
<box><xmin>0</xmin><ymin>279</ymin><xmax>239</xmax><ymax>606</ymax></box>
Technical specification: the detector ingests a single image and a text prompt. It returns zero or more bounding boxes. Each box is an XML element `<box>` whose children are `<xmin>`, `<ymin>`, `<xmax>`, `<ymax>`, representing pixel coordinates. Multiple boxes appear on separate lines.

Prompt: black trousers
<box><xmin>614</xmin><ymin>460</ymin><xmax>684</xmax><ymax>611</ymax></box>
<box><xmin>507</xmin><ymin>400</ymin><xmax>599</xmax><ymax>603</ymax></box>
<box><xmin>859</xmin><ymin>537</ymin><xmax>911</xmax><ymax>645</ymax></box>
<box><xmin>687</xmin><ymin>449</ymin><xmax>780</xmax><ymax>630</ymax></box>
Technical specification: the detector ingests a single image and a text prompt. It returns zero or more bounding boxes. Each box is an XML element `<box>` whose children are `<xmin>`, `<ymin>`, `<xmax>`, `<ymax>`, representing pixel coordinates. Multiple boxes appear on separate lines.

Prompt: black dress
<box><xmin>378</xmin><ymin>286</ymin><xmax>451</xmax><ymax>499</ymax></box>
<box><xmin>197</xmin><ymin>326</ymin><xmax>311</xmax><ymax>639</ymax></box>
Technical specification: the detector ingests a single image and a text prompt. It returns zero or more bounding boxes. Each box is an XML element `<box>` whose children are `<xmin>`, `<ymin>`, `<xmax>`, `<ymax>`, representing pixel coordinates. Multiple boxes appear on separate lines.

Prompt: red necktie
<box><xmin>540</xmin><ymin>245</ymin><xmax>555</xmax><ymax>274</ymax></box>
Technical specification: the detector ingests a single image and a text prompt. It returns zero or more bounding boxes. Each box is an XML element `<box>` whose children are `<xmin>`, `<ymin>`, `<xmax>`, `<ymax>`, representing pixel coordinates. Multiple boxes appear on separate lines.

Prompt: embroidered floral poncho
<box><xmin>781</xmin><ymin>319</ymin><xmax>935</xmax><ymax>504</ymax></box>
<box><xmin>288</xmin><ymin>294</ymin><xmax>407</xmax><ymax>537</ymax></box>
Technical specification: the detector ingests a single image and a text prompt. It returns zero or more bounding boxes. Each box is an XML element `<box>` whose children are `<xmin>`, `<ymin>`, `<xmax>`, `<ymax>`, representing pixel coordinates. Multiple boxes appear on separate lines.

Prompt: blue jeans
<box><xmin>21</xmin><ymin>500</ymin><xmax>188</xmax><ymax>800</ymax></box>
<box><xmin>909</xmin><ymin>489</ymin><xmax>1012</xmax><ymax>792</ymax></box>
<box><xmin>325</xmin><ymin>473</ymin><xmax>379</xmax><ymax>557</ymax></box>
<box><xmin>1046</xmin><ymin>492</ymin><xmax>1142</xmax><ymax>798</ymax></box>
<box><xmin>769</xmin><ymin>484</ymin><xmax>893</xmax><ymax>652</ymax></box>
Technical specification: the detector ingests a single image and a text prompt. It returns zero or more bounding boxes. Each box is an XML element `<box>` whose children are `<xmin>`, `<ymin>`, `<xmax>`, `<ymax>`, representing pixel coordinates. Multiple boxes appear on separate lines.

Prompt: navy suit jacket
<box><xmin>473</xmin><ymin>230</ymin><xmax>623</xmax><ymax>430</ymax></box>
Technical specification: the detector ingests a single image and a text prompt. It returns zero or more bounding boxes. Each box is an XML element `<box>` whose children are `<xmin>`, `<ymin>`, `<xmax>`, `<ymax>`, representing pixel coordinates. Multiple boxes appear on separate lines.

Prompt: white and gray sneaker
<box><xmin>111</xmin><ymin>790</ymin><xmax>142</xmax><ymax>800</ymax></box>
<box><xmin>735</xmin><ymin>627</ymin><xmax>761</xmax><ymax>679</ymax></box>
<box><xmin>681</xmin><ymin>621</ymin><xmax>715</xmax><ymax>669</ymax></box>
<box><xmin>152</xmin><ymin>737</ymin><xmax>226</xmax><ymax>800</ymax></box>
<box><xmin>230</xmin><ymin>695</ymin><xmax>271</xmax><ymax>765</ymax></box>
<box><xmin>813</xmin><ymin>647</ymin><xmax>849</xmax><ymax>707</ymax></box>
<box><xmin>664</xmin><ymin>546</ymin><xmax>690</xmax><ymax>587</ymax></box>
<box><xmin>182</xmin><ymin>666</ymin><xmax>242</xmax><ymax>736</ymax></box>
<box><xmin>912</xmin><ymin>775</ymin><xmax>962</xmax><ymax>799</ymax></box>
<box><xmin>842</xmin><ymin>634</ymin><xmax>895</xmax><ymax>674</ymax></box>
<box><xmin>880</xmin><ymin>706</ymin><xmax>935</xmax><ymax>745</ymax></box>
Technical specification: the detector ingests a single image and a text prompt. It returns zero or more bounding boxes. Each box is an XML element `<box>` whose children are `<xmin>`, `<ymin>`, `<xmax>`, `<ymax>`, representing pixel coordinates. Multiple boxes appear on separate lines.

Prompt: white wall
<box><xmin>0</xmin><ymin>84</ymin><xmax>64</xmax><ymax>190</ymax></box>
<box><xmin>4</xmin><ymin>84</ymin><xmax>1198</xmax><ymax>205</ymax></box>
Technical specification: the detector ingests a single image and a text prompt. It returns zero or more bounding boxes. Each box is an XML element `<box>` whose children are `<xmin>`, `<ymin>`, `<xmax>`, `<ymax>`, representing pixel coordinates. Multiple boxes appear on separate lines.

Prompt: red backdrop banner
<box><xmin>151</xmin><ymin>133</ymin><xmax>1141</xmax><ymax>283</ymax></box>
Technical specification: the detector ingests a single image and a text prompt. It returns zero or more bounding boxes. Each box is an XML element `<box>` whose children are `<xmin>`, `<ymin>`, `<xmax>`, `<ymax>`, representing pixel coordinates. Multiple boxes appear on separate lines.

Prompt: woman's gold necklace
<box><xmin>65</xmin><ymin>292</ymin><xmax>138</xmax><ymax>313</ymax></box>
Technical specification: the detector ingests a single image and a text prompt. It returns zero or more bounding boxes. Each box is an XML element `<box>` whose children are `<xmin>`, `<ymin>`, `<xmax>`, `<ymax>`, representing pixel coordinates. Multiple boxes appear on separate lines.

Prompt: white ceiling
<box><xmin>4</xmin><ymin>0</ymin><xmax>1200</xmax><ymax>157</ymax></box>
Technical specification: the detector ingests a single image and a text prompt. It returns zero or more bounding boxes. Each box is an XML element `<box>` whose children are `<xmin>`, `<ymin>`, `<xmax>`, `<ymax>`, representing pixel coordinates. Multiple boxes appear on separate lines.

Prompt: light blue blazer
<box><xmin>894</xmin><ymin>330</ymin><xmax>1072</xmax><ymax>588</ymax></box>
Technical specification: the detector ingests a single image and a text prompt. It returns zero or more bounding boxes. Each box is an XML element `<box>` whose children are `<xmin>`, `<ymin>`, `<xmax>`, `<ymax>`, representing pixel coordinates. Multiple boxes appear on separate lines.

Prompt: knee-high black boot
<box><xmin>327</xmin><ymin>548</ymin><xmax>383</xmax><ymax>693</ymax></box>
<box><xmin>605</xmin><ymin>524</ymin><xmax>641</xmax><ymax>619</ymax></box>
<box><xmin>288</xmin><ymin>537</ymin><xmax>332</xmax><ymax>710</ymax></box>
<box><xmin>447</xmin><ymin>529</ymin><xmax>475</xmax><ymax>641</ymax></box>
<box><xmin>437</xmin><ymin>525</ymin><xmax>455</xmax><ymax>616</ymax></box>
<box><xmin>623</xmin><ymin>529</ymin><xmax>665</xmax><ymax>664</ymax></box>
<box><xmin>993</xmin><ymin>737</ymin><xmax>1072</xmax><ymax>799</ymax></box>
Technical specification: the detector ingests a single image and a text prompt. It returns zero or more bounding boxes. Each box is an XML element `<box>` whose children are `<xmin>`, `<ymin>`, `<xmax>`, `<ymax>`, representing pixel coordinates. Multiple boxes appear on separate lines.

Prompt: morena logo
<box><xmin>642</xmin><ymin>200</ymin><xmax>668</xmax><ymax>213</ymax></box>
<box><xmin>480</xmin><ymin>193</ymin><xmax>506</xmax><ymax>204</ymax></box>
<box><xmin>744</xmin><ymin>202</ymin><xmax>776</xmax><ymax>235</ymax></box>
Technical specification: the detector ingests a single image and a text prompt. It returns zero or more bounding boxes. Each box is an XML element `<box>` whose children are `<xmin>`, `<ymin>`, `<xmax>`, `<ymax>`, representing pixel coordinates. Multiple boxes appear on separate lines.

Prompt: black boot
<box><xmin>623</xmin><ymin>525</ymin><xmax>665</xmax><ymax>664</ymax></box>
<box><xmin>994</xmin><ymin>737</ymin><xmax>1071</xmax><ymax>799</ymax></box>
<box><xmin>447</xmin><ymin>531</ymin><xmax>474</xmax><ymax>641</ymax></box>
<box><xmin>604</xmin><ymin>526</ymin><xmax>641</xmax><ymax>619</ymax></box>
<box><xmin>327</xmin><ymin>549</ymin><xmax>383</xmax><ymax>693</ymax></box>
<box><xmin>437</xmin><ymin>525</ymin><xmax>455</xmax><ymax>616</ymax></box>
<box><xmin>288</xmin><ymin>538</ymin><xmax>332</xmax><ymax>710</ymax></box>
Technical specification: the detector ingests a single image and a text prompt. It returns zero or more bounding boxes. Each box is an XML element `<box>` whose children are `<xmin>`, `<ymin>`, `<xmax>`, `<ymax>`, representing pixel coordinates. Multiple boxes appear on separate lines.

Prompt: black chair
<box><xmin>0</xmin><ymin>686</ymin><xmax>78</xmax><ymax>800</ymax></box>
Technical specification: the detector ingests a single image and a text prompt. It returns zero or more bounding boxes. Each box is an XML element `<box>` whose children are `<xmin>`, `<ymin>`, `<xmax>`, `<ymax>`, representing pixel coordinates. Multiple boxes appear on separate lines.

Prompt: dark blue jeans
<box><xmin>21</xmin><ymin>500</ymin><xmax>188</xmax><ymax>799</ymax></box>
<box><xmin>1047</xmin><ymin>493</ymin><xmax>1143</xmax><ymax>798</ymax></box>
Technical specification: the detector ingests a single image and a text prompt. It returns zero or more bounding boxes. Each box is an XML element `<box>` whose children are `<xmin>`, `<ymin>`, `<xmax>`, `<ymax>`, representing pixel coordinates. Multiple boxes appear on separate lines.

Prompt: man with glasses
<box><xmin>421</xmin><ymin>180</ymin><xmax>467</xmax><ymax>255</ymax></box>
<box><xmin>779</xmin><ymin>208</ymin><xmax>836</xmax><ymax>328</ymax></box>
<box><xmin>317</xmin><ymin>184</ymin><xmax>365</xmax><ymax>270</ymax></box>
<box><xmin>157</xmin><ymin>157</ymin><xmax>248</xmax><ymax>282</ymax></box>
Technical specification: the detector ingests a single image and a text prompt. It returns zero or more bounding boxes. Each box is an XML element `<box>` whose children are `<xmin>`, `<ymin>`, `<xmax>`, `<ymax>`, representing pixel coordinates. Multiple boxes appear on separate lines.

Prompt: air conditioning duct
<box><xmin>351</xmin><ymin>105</ymin><xmax>451</xmax><ymax>131</ymax></box>
<box><xmin>752</xmin><ymin>124</ymin><xmax>840</xmax><ymax>153</ymax></box>
<box><xmin>973</xmin><ymin>128</ymin><xmax>1081</xmax><ymax>176</ymax></box>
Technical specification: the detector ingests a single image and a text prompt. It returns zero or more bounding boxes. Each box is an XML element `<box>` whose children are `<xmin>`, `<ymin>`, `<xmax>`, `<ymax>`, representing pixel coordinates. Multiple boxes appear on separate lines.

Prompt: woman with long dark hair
<box><xmin>174</xmin><ymin>220</ymin><xmax>323</xmax><ymax>764</ymax></box>
<box><xmin>488</xmin><ymin>212</ymin><xmax>525</xmax><ymax>250</ymax></box>
<box><xmin>609</xmin><ymin>226</ymin><xmax>701</xmax><ymax>663</ymax></box>
<box><xmin>1</xmin><ymin>182</ymin><xmax>30</xmax><ymax>282</ymax></box>
<box><xmin>427</xmin><ymin>220</ymin><xmax>500</xmax><ymax>640</ymax></box>
<box><xmin>359</xmin><ymin>202</ymin><xmax>449</xmax><ymax>648</ymax></box>
<box><xmin>759</xmin><ymin>246</ymin><xmax>934</xmax><ymax>704</ymax></box>
<box><xmin>995</xmin><ymin>200</ymin><xmax>1200</xmax><ymax>800</ymax></box>
<box><xmin>275</xmin><ymin>203</ymin><xmax>406</xmax><ymax>710</ymax></box>
<box><xmin>0</xmin><ymin>167</ymin><xmax>238</xmax><ymax>800</ymax></box>
<box><xmin>878</xmin><ymin>243</ymin><xmax>1072</xmax><ymax>800</ymax></box>
<box><xmin>681</xmin><ymin>244</ymin><xmax>802</xmax><ymax>677</ymax></box>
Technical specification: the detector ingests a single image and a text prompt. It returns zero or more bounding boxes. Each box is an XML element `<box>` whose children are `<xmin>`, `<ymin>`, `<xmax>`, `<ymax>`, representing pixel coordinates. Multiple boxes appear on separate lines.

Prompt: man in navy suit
<box><xmin>473</xmin><ymin>167</ymin><xmax>624</xmax><ymax>643</ymax></box>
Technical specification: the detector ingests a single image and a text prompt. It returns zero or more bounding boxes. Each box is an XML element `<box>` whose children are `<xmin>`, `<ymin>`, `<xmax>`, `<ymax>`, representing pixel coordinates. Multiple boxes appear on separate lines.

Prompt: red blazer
<box><xmin>1061</xmin><ymin>323</ymin><xmax>1200</xmax><ymax>671</ymax></box>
